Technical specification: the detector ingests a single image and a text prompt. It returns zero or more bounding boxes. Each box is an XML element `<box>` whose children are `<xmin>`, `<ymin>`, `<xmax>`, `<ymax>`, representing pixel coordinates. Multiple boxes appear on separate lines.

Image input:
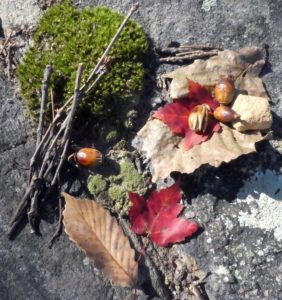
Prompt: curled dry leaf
<box><xmin>161</xmin><ymin>47</ymin><xmax>266</xmax><ymax>100</ymax></box>
<box><xmin>62</xmin><ymin>192</ymin><xmax>137</xmax><ymax>287</ymax></box>
<box><xmin>136</xmin><ymin>120</ymin><xmax>265</xmax><ymax>182</ymax></box>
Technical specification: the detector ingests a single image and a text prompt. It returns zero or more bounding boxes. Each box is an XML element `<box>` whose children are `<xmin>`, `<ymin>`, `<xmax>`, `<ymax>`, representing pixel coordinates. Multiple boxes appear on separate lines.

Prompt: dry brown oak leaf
<box><xmin>136</xmin><ymin>48</ymin><xmax>271</xmax><ymax>182</ymax></box>
<box><xmin>161</xmin><ymin>47</ymin><xmax>267</xmax><ymax>99</ymax></box>
<box><xmin>62</xmin><ymin>192</ymin><xmax>138</xmax><ymax>287</ymax></box>
<box><xmin>137</xmin><ymin>121</ymin><xmax>265</xmax><ymax>182</ymax></box>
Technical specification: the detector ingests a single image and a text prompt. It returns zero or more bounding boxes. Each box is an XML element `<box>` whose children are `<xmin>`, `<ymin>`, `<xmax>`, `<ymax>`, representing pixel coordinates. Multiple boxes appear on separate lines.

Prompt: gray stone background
<box><xmin>0</xmin><ymin>0</ymin><xmax>282</xmax><ymax>299</ymax></box>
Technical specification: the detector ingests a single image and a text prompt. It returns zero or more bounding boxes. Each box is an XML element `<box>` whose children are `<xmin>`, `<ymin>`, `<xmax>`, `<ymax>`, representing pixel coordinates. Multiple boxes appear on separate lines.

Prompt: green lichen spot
<box><xmin>16</xmin><ymin>0</ymin><xmax>148</xmax><ymax>121</ymax></box>
<box><xmin>88</xmin><ymin>174</ymin><xmax>107</xmax><ymax>195</ymax></box>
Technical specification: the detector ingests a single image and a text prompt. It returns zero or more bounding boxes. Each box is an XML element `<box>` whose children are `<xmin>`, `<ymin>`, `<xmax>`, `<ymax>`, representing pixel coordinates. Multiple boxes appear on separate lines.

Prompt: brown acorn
<box><xmin>214</xmin><ymin>76</ymin><xmax>235</xmax><ymax>105</ymax></box>
<box><xmin>73</xmin><ymin>148</ymin><xmax>103</xmax><ymax>167</ymax></box>
<box><xmin>188</xmin><ymin>104</ymin><xmax>211</xmax><ymax>133</ymax></box>
<box><xmin>213</xmin><ymin>105</ymin><xmax>240</xmax><ymax>123</ymax></box>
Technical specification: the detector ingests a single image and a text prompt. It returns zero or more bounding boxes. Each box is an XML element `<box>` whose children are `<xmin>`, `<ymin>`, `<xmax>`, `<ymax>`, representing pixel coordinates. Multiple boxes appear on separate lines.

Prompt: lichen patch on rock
<box><xmin>0</xmin><ymin>0</ymin><xmax>40</xmax><ymax>30</ymax></box>
<box><xmin>237</xmin><ymin>170</ymin><xmax>282</xmax><ymax>241</ymax></box>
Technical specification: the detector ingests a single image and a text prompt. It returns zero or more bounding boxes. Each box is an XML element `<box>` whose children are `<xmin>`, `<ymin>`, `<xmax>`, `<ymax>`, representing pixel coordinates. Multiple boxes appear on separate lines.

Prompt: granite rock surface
<box><xmin>1</xmin><ymin>0</ymin><xmax>282</xmax><ymax>299</ymax></box>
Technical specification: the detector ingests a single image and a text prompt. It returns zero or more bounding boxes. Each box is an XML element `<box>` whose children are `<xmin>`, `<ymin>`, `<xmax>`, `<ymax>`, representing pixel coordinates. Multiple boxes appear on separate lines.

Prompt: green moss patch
<box><xmin>87</xmin><ymin>159</ymin><xmax>146</xmax><ymax>215</ymax></box>
<box><xmin>88</xmin><ymin>174</ymin><xmax>108</xmax><ymax>195</ymax></box>
<box><xmin>16</xmin><ymin>0</ymin><xmax>148</xmax><ymax>121</ymax></box>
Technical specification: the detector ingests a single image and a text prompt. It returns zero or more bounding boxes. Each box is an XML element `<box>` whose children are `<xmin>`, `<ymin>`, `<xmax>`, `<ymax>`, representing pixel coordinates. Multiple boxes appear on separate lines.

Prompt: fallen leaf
<box><xmin>62</xmin><ymin>192</ymin><xmax>138</xmax><ymax>287</ymax></box>
<box><xmin>162</xmin><ymin>48</ymin><xmax>266</xmax><ymax>100</ymax></box>
<box><xmin>128</xmin><ymin>183</ymin><xmax>200</xmax><ymax>246</ymax></box>
<box><xmin>136</xmin><ymin>120</ymin><xmax>265</xmax><ymax>182</ymax></box>
<box><xmin>134</xmin><ymin>47</ymin><xmax>270</xmax><ymax>181</ymax></box>
<box><xmin>153</xmin><ymin>81</ymin><xmax>221</xmax><ymax>150</ymax></box>
<box><xmin>237</xmin><ymin>73</ymin><xmax>268</xmax><ymax>98</ymax></box>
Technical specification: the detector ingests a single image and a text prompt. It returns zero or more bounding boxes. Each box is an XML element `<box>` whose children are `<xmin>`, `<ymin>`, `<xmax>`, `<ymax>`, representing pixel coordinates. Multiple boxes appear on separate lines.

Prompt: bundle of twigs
<box><xmin>7</xmin><ymin>3</ymin><xmax>139</xmax><ymax>242</ymax></box>
<box><xmin>157</xmin><ymin>44</ymin><xmax>223</xmax><ymax>63</ymax></box>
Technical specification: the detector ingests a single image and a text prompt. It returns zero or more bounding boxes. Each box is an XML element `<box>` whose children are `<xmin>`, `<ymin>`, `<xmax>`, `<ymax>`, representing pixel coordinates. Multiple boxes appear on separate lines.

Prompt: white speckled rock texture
<box><xmin>0</xmin><ymin>0</ymin><xmax>41</xmax><ymax>30</ymax></box>
<box><xmin>1</xmin><ymin>0</ymin><xmax>282</xmax><ymax>299</ymax></box>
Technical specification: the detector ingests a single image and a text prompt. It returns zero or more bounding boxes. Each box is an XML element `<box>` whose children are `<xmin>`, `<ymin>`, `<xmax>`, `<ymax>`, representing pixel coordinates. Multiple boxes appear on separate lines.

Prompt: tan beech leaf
<box><xmin>137</xmin><ymin>119</ymin><xmax>265</xmax><ymax>182</ymax></box>
<box><xmin>62</xmin><ymin>192</ymin><xmax>138</xmax><ymax>287</ymax></box>
<box><xmin>162</xmin><ymin>48</ymin><xmax>265</xmax><ymax>99</ymax></box>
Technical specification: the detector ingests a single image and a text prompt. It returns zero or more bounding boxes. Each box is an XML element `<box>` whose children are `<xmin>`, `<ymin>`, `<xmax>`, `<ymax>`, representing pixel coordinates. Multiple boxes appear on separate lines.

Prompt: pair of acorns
<box><xmin>188</xmin><ymin>76</ymin><xmax>240</xmax><ymax>134</ymax></box>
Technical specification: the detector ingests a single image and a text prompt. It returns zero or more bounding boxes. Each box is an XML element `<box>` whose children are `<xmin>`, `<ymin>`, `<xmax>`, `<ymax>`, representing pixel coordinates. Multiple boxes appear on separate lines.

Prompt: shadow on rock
<box><xmin>178</xmin><ymin>140</ymin><xmax>282</xmax><ymax>202</ymax></box>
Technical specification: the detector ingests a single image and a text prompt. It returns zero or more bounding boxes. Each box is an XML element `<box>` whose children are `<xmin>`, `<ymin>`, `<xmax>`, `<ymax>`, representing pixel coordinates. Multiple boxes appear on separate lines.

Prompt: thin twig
<box><xmin>7</xmin><ymin>45</ymin><xmax>12</xmax><ymax>80</ymax></box>
<box><xmin>50</xmin><ymin>88</ymin><xmax>55</xmax><ymax>121</ymax></box>
<box><xmin>8</xmin><ymin>177</ymin><xmax>42</xmax><ymax>238</ymax></box>
<box><xmin>36</xmin><ymin>65</ymin><xmax>52</xmax><ymax>147</ymax></box>
<box><xmin>157</xmin><ymin>45</ymin><xmax>223</xmax><ymax>55</ymax></box>
<box><xmin>119</xmin><ymin>219</ymin><xmax>171</xmax><ymax>299</ymax></box>
<box><xmin>159</xmin><ymin>51</ymin><xmax>219</xmax><ymax>63</ymax></box>
<box><xmin>175</xmin><ymin>50</ymin><xmax>212</xmax><ymax>57</ymax></box>
<box><xmin>85</xmin><ymin>3</ymin><xmax>139</xmax><ymax>91</ymax></box>
<box><xmin>179</xmin><ymin>44</ymin><xmax>224</xmax><ymax>51</ymax></box>
<box><xmin>48</xmin><ymin>196</ymin><xmax>63</xmax><ymax>247</ymax></box>
<box><xmin>0</xmin><ymin>31</ymin><xmax>12</xmax><ymax>56</ymax></box>
<box><xmin>28</xmin><ymin>65</ymin><xmax>53</xmax><ymax>190</ymax></box>
<box><xmin>9</xmin><ymin>181</ymin><xmax>35</xmax><ymax>227</ymax></box>
<box><xmin>29</xmin><ymin>109</ymin><xmax>65</xmax><ymax>183</ymax></box>
<box><xmin>27</xmin><ymin>118</ymin><xmax>67</xmax><ymax>220</ymax></box>
<box><xmin>85</xmin><ymin>67</ymin><xmax>107</xmax><ymax>94</ymax></box>
<box><xmin>156</xmin><ymin>47</ymin><xmax>187</xmax><ymax>55</ymax></box>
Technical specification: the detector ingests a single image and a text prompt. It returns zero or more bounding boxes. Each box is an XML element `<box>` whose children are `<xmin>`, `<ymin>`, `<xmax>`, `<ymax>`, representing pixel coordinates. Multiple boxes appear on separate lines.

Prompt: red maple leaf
<box><xmin>128</xmin><ymin>183</ymin><xmax>200</xmax><ymax>246</ymax></box>
<box><xmin>153</xmin><ymin>80</ymin><xmax>221</xmax><ymax>150</ymax></box>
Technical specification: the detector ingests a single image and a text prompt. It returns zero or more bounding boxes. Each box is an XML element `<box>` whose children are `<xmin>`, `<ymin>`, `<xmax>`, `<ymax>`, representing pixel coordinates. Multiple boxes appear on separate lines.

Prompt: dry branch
<box><xmin>43</xmin><ymin>64</ymin><xmax>84</xmax><ymax>200</ymax></box>
<box><xmin>0</xmin><ymin>31</ymin><xmax>12</xmax><ymax>56</ymax></box>
<box><xmin>8</xmin><ymin>3</ymin><xmax>140</xmax><ymax>239</ymax></box>
<box><xmin>36</xmin><ymin>65</ymin><xmax>52</xmax><ymax>147</ymax></box>
<box><xmin>7</xmin><ymin>45</ymin><xmax>12</xmax><ymax>80</ymax></box>
<box><xmin>179</xmin><ymin>44</ymin><xmax>223</xmax><ymax>50</ymax></box>
<box><xmin>157</xmin><ymin>44</ymin><xmax>223</xmax><ymax>64</ymax></box>
<box><xmin>159</xmin><ymin>50</ymin><xmax>219</xmax><ymax>63</ymax></box>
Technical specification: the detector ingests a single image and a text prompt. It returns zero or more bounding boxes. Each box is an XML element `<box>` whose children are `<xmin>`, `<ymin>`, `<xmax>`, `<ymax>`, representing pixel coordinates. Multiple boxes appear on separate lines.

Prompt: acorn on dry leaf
<box><xmin>214</xmin><ymin>75</ymin><xmax>235</xmax><ymax>105</ymax></box>
<box><xmin>188</xmin><ymin>104</ymin><xmax>211</xmax><ymax>133</ymax></box>
<box><xmin>213</xmin><ymin>105</ymin><xmax>240</xmax><ymax>123</ymax></box>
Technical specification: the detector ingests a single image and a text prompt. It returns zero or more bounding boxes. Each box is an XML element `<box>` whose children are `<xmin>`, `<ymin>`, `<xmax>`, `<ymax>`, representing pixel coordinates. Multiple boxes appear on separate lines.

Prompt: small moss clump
<box><xmin>105</xmin><ymin>130</ymin><xmax>119</xmax><ymax>144</ymax></box>
<box><xmin>120</xmin><ymin>160</ymin><xmax>146</xmax><ymax>193</ymax></box>
<box><xmin>87</xmin><ymin>159</ymin><xmax>146</xmax><ymax>215</ymax></box>
<box><xmin>16</xmin><ymin>0</ymin><xmax>148</xmax><ymax>121</ymax></box>
<box><xmin>108</xmin><ymin>186</ymin><xmax>127</xmax><ymax>200</ymax></box>
<box><xmin>87</xmin><ymin>174</ymin><xmax>107</xmax><ymax>195</ymax></box>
